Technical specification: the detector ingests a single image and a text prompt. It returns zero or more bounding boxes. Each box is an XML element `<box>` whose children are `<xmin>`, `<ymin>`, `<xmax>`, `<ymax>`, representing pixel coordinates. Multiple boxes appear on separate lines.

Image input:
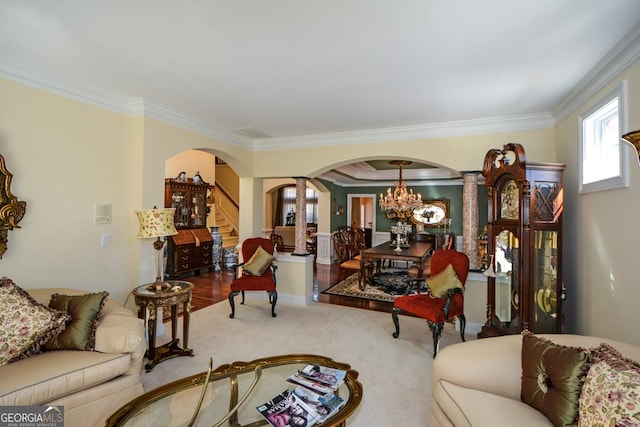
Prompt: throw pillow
<box><xmin>243</xmin><ymin>245</ymin><xmax>275</xmax><ymax>276</ymax></box>
<box><xmin>578</xmin><ymin>343</ymin><xmax>640</xmax><ymax>427</ymax></box>
<box><xmin>521</xmin><ymin>333</ymin><xmax>591</xmax><ymax>427</ymax></box>
<box><xmin>44</xmin><ymin>291</ymin><xmax>109</xmax><ymax>351</ymax></box>
<box><xmin>426</xmin><ymin>263</ymin><xmax>463</xmax><ymax>298</ymax></box>
<box><xmin>0</xmin><ymin>278</ymin><xmax>69</xmax><ymax>366</ymax></box>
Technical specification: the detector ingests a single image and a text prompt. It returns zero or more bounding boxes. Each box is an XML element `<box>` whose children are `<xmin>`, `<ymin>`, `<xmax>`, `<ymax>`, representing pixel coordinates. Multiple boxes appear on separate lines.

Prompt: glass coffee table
<box><xmin>106</xmin><ymin>354</ymin><xmax>362</xmax><ymax>427</ymax></box>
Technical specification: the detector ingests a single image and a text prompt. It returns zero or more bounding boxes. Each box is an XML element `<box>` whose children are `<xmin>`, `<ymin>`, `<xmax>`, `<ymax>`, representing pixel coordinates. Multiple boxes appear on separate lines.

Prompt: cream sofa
<box><xmin>0</xmin><ymin>288</ymin><xmax>146</xmax><ymax>427</ymax></box>
<box><xmin>430</xmin><ymin>334</ymin><xmax>640</xmax><ymax>427</ymax></box>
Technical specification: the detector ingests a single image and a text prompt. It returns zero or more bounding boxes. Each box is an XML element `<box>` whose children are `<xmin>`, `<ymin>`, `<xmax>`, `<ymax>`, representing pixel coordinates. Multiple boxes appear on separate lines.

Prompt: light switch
<box><xmin>100</xmin><ymin>233</ymin><xmax>111</xmax><ymax>247</ymax></box>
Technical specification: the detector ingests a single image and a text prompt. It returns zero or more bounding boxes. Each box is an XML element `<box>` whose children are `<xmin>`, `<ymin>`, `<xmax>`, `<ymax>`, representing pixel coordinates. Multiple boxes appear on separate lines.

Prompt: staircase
<box><xmin>214</xmin><ymin>209</ymin><xmax>239</xmax><ymax>249</ymax></box>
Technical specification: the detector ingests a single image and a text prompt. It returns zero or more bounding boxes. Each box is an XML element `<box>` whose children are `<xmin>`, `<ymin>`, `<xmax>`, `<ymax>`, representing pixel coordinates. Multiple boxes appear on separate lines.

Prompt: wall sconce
<box><xmin>333</xmin><ymin>198</ymin><xmax>344</xmax><ymax>216</ymax></box>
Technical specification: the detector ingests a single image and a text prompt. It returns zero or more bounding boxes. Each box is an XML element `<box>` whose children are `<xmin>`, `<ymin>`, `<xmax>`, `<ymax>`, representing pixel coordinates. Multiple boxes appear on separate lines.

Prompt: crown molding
<box><xmin>129</xmin><ymin>98</ymin><xmax>253</xmax><ymax>149</ymax></box>
<box><xmin>0</xmin><ymin>53</ymin><xmax>252</xmax><ymax>149</ymax></box>
<box><xmin>252</xmin><ymin>113</ymin><xmax>555</xmax><ymax>151</ymax></box>
<box><xmin>4</xmin><ymin>17</ymin><xmax>638</xmax><ymax>153</ymax></box>
<box><xmin>0</xmin><ymin>52</ymin><xmax>135</xmax><ymax>115</ymax></box>
<box><xmin>553</xmin><ymin>22</ymin><xmax>640</xmax><ymax>123</ymax></box>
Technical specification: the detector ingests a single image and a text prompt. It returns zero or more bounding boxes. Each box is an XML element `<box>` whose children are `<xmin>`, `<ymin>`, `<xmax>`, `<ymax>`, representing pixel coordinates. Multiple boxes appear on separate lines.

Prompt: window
<box><xmin>282</xmin><ymin>186</ymin><xmax>318</xmax><ymax>225</ymax></box>
<box><xmin>579</xmin><ymin>81</ymin><xmax>629</xmax><ymax>193</ymax></box>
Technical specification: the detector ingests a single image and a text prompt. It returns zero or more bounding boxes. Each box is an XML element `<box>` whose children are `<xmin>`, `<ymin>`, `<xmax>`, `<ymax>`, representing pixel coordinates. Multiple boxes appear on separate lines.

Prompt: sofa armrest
<box><xmin>433</xmin><ymin>334</ymin><xmax>524</xmax><ymax>401</ymax></box>
<box><xmin>433</xmin><ymin>333</ymin><xmax>640</xmax><ymax>404</ymax></box>
<box><xmin>27</xmin><ymin>288</ymin><xmax>145</xmax><ymax>374</ymax></box>
<box><xmin>94</xmin><ymin>300</ymin><xmax>145</xmax><ymax>374</ymax></box>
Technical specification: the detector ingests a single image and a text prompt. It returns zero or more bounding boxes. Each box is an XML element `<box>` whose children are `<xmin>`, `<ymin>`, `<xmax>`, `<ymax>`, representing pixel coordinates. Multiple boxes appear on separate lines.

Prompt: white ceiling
<box><xmin>1</xmin><ymin>1</ymin><xmax>640</xmax><ymax>182</ymax></box>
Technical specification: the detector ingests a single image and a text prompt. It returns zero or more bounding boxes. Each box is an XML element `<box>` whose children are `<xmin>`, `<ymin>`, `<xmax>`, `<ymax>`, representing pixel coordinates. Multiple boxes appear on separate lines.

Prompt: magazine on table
<box><xmin>292</xmin><ymin>386</ymin><xmax>345</xmax><ymax>423</ymax></box>
<box><xmin>286</xmin><ymin>374</ymin><xmax>335</xmax><ymax>396</ymax></box>
<box><xmin>257</xmin><ymin>389</ymin><xmax>322</xmax><ymax>427</ymax></box>
<box><xmin>296</xmin><ymin>364</ymin><xmax>347</xmax><ymax>389</ymax></box>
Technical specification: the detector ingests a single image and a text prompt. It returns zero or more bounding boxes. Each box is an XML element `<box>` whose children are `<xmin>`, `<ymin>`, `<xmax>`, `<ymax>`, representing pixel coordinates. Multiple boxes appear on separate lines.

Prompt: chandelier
<box><xmin>379</xmin><ymin>160</ymin><xmax>423</xmax><ymax>216</ymax></box>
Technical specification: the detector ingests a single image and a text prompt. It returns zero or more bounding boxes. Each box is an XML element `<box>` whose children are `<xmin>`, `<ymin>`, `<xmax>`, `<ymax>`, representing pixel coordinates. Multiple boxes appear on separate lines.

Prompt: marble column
<box><xmin>462</xmin><ymin>173</ymin><xmax>480</xmax><ymax>270</ymax></box>
<box><xmin>293</xmin><ymin>177</ymin><xmax>308</xmax><ymax>255</ymax></box>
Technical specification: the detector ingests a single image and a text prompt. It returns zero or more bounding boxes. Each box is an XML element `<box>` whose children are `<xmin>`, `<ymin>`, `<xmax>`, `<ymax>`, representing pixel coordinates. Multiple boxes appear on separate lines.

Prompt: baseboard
<box><xmin>239</xmin><ymin>291</ymin><xmax>312</xmax><ymax>306</ymax></box>
<box><xmin>455</xmin><ymin>320</ymin><xmax>483</xmax><ymax>335</ymax></box>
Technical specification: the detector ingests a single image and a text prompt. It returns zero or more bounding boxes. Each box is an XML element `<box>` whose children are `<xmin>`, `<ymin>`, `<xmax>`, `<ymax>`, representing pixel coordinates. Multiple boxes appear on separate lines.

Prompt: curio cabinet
<box><xmin>164</xmin><ymin>174</ymin><xmax>213</xmax><ymax>277</ymax></box>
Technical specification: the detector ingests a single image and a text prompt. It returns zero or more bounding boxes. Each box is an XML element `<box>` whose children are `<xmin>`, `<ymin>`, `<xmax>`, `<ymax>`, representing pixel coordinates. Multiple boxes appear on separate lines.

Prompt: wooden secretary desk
<box><xmin>164</xmin><ymin>175</ymin><xmax>213</xmax><ymax>278</ymax></box>
<box><xmin>478</xmin><ymin>143</ymin><xmax>566</xmax><ymax>338</ymax></box>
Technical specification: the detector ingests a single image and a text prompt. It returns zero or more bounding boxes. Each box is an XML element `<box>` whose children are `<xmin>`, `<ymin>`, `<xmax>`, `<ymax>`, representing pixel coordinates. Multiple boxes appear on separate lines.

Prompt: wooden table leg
<box><xmin>171</xmin><ymin>304</ymin><xmax>178</xmax><ymax>341</ymax></box>
<box><xmin>183</xmin><ymin>299</ymin><xmax>190</xmax><ymax>350</ymax></box>
<box><xmin>146</xmin><ymin>304</ymin><xmax>157</xmax><ymax>371</ymax></box>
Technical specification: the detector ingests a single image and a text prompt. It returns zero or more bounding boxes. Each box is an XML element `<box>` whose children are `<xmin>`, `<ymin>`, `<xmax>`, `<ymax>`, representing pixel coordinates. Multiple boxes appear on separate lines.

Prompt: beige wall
<box><xmin>252</xmin><ymin>128</ymin><xmax>557</xmax><ymax>179</ymax></box>
<box><xmin>3</xmin><ymin>54</ymin><xmax>640</xmax><ymax>345</ymax></box>
<box><xmin>166</xmin><ymin>150</ymin><xmax>216</xmax><ymax>185</ymax></box>
<box><xmin>0</xmin><ymin>79</ymin><xmax>135</xmax><ymax>301</ymax></box>
<box><xmin>0</xmin><ymin>79</ymin><xmax>252</xmax><ymax>302</ymax></box>
<box><xmin>556</xmin><ymin>60</ymin><xmax>640</xmax><ymax>345</ymax></box>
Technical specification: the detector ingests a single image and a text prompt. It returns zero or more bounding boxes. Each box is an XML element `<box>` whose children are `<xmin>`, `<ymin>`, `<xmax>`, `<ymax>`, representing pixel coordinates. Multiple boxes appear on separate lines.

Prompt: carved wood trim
<box><xmin>0</xmin><ymin>154</ymin><xmax>26</xmax><ymax>259</ymax></box>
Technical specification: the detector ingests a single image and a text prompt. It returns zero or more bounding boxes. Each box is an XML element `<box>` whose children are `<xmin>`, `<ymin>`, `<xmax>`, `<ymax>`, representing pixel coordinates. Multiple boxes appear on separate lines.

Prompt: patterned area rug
<box><xmin>323</xmin><ymin>269</ymin><xmax>425</xmax><ymax>302</ymax></box>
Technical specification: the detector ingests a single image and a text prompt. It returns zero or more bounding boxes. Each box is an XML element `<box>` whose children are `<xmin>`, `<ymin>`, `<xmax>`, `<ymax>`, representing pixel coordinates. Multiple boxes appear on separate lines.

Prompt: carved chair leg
<box><xmin>228</xmin><ymin>291</ymin><xmax>239</xmax><ymax>319</ymax></box>
<box><xmin>428</xmin><ymin>320</ymin><xmax>444</xmax><ymax>358</ymax></box>
<box><xmin>268</xmin><ymin>291</ymin><xmax>278</xmax><ymax>317</ymax></box>
<box><xmin>392</xmin><ymin>307</ymin><xmax>402</xmax><ymax>338</ymax></box>
<box><xmin>240</xmin><ymin>290</ymin><xmax>246</xmax><ymax>304</ymax></box>
<box><xmin>458</xmin><ymin>314</ymin><xmax>466</xmax><ymax>342</ymax></box>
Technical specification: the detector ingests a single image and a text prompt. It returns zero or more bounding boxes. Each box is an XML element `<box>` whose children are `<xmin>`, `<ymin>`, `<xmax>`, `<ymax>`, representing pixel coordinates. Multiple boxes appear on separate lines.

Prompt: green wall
<box><xmin>321</xmin><ymin>179</ymin><xmax>489</xmax><ymax>237</ymax></box>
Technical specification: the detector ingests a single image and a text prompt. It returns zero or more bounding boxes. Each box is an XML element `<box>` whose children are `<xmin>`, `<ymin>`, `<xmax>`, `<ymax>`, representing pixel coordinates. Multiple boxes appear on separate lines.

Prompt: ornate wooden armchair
<box><xmin>392</xmin><ymin>249</ymin><xmax>469</xmax><ymax>357</ymax></box>
<box><xmin>228</xmin><ymin>237</ymin><xmax>277</xmax><ymax>318</ymax></box>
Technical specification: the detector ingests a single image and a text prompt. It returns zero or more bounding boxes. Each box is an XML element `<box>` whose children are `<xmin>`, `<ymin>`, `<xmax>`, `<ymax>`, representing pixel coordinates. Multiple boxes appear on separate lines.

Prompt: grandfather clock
<box><xmin>478</xmin><ymin>143</ymin><xmax>565</xmax><ymax>338</ymax></box>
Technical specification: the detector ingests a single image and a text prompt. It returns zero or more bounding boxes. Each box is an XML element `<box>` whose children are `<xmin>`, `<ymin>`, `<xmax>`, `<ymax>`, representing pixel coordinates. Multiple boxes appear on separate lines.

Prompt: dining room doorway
<box><xmin>347</xmin><ymin>194</ymin><xmax>376</xmax><ymax>247</ymax></box>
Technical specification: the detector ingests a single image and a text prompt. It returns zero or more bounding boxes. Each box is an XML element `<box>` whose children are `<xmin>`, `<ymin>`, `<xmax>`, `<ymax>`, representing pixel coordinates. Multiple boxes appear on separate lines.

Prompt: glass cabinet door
<box><xmin>191</xmin><ymin>192</ymin><xmax>207</xmax><ymax>227</ymax></box>
<box><xmin>170</xmin><ymin>190</ymin><xmax>190</xmax><ymax>228</ymax></box>
<box><xmin>533</xmin><ymin>230</ymin><xmax>558</xmax><ymax>333</ymax></box>
<box><xmin>495</xmin><ymin>230</ymin><xmax>519</xmax><ymax>330</ymax></box>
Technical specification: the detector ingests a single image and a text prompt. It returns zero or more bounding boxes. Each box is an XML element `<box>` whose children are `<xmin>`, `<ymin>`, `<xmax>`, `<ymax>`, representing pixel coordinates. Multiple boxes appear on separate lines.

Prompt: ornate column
<box><xmin>293</xmin><ymin>177</ymin><xmax>308</xmax><ymax>255</ymax></box>
<box><xmin>462</xmin><ymin>173</ymin><xmax>480</xmax><ymax>270</ymax></box>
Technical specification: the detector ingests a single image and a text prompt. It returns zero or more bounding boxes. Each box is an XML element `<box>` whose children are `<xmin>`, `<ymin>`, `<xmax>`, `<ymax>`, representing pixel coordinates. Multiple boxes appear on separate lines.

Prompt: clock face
<box><xmin>500</xmin><ymin>180</ymin><xmax>519</xmax><ymax>219</ymax></box>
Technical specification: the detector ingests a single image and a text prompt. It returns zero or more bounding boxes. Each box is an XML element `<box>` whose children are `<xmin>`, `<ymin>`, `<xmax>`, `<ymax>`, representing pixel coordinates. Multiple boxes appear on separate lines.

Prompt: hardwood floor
<box><xmin>178</xmin><ymin>262</ymin><xmax>394</xmax><ymax>320</ymax></box>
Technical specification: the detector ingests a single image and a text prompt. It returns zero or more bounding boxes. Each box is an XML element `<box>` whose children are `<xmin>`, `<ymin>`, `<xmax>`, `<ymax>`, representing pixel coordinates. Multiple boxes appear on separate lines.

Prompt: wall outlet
<box><xmin>100</xmin><ymin>233</ymin><xmax>111</xmax><ymax>247</ymax></box>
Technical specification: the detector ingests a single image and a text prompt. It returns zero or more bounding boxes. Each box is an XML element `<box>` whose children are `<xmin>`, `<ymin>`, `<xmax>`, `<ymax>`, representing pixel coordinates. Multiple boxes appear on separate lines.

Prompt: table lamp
<box><xmin>136</xmin><ymin>206</ymin><xmax>178</xmax><ymax>288</ymax></box>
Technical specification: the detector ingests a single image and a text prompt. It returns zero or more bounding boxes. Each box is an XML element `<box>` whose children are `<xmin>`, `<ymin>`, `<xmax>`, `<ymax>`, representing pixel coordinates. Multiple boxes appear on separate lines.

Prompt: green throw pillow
<box><xmin>243</xmin><ymin>245</ymin><xmax>275</xmax><ymax>276</ymax></box>
<box><xmin>426</xmin><ymin>263</ymin><xmax>463</xmax><ymax>298</ymax></box>
<box><xmin>45</xmin><ymin>291</ymin><xmax>109</xmax><ymax>351</ymax></box>
<box><xmin>0</xmin><ymin>278</ymin><xmax>69</xmax><ymax>366</ymax></box>
<box><xmin>521</xmin><ymin>333</ymin><xmax>591</xmax><ymax>427</ymax></box>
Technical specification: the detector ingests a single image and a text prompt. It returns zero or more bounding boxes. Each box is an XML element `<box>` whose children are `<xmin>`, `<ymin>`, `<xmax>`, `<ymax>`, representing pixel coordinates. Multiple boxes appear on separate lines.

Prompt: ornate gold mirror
<box><xmin>0</xmin><ymin>154</ymin><xmax>26</xmax><ymax>259</ymax></box>
<box><xmin>411</xmin><ymin>199</ymin><xmax>450</xmax><ymax>227</ymax></box>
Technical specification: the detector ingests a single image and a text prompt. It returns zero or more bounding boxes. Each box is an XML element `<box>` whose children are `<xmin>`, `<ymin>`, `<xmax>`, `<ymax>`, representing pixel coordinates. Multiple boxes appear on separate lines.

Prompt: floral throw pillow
<box><xmin>0</xmin><ymin>277</ymin><xmax>69</xmax><ymax>366</ymax></box>
<box><xmin>578</xmin><ymin>343</ymin><xmax>640</xmax><ymax>427</ymax></box>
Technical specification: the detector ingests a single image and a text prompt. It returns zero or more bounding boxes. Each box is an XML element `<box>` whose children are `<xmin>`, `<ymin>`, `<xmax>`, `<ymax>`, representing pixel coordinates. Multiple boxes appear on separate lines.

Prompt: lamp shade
<box><xmin>136</xmin><ymin>207</ymin><xmax>178</xmax><ymax>238</ymax></box>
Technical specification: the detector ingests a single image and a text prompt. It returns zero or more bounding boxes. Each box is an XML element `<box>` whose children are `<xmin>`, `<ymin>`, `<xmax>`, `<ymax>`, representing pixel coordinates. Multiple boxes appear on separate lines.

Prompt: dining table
<box><xmin>358</xmin><ymin>240</ymin><xmax>433</xmax><ymax>290</ymax></box>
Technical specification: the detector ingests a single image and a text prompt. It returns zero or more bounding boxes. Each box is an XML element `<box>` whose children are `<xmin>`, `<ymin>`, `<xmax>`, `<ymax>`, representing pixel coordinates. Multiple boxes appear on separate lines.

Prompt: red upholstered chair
<box><xmin>392</xmin><ymin>249</ymin><xmax>470</xmax><ymax>357</ymax></box>
<box><xmin>228</xmin><ymin>237</ymin><xmax>277</xmax><ymax>318</ymax></box>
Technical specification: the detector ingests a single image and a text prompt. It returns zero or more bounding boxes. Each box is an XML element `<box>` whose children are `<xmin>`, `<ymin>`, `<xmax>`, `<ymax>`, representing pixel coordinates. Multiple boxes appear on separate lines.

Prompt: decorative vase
<box><xmin>210</xmin><ymin>226</ymin><xmax>223</xmax><ymax>272</ymax></box>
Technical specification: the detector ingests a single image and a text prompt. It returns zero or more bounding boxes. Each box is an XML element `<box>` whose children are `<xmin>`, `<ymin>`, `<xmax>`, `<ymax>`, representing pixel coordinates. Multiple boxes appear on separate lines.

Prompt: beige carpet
<box><xmin>142</xmin><ymin>297</ymin><xmax>475</xmax><ymax>426</ymax></box>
